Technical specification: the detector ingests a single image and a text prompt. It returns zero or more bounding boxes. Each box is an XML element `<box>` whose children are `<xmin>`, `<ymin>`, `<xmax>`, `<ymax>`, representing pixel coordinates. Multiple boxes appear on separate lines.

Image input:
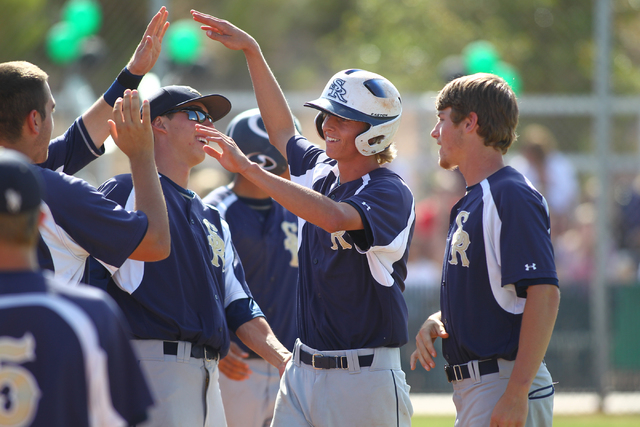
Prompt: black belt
<box><xmin>444</xmin><ymin>359</ymin><xmax>499</xmax><ymax>382</ymax></box>
<box><xmin>299</xmin><ymin>348</ymin><xmax>374</xmax><ymax>370</ymax></box>
<box><xmin>163</xmin><ymin>341</ymin><xmax>219</xmax><ymax>361</ymax></box>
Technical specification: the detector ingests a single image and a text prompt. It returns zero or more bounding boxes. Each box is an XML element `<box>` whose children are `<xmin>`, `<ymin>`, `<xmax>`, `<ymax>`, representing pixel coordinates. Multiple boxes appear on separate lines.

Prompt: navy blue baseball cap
<box><xmin>147</xmin><ymin>85</ymin><xmax>232</xmax><ymax>122</ymax></box>
<box><xmin>0</xmin><ymin>148</ymin><xmax>43</xmax><ymax>214</ymax></box>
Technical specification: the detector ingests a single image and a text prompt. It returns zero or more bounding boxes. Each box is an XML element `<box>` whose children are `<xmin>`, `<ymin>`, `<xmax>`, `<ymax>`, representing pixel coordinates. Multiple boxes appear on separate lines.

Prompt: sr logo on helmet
<box><xmin>304</xmin><ymin>69</ymin><xmax>402</xmax><ymax>156</ymax></box>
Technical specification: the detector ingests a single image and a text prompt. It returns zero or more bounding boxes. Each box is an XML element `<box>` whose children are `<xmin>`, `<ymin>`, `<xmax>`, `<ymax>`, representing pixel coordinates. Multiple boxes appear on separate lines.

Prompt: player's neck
<box><xmin>0</xmin><ymin>245</ymin><xmax>38</xmax><ymax>271</ymax></box>
<box><xmin>337</xmin><ymin>155</ymin><xmax>380</xmax><ymax>184</ymax></box>
<box><xmin>459</xmin><ymin>148</ymin><xmax>505</xmax><ymax>187</ymax></box>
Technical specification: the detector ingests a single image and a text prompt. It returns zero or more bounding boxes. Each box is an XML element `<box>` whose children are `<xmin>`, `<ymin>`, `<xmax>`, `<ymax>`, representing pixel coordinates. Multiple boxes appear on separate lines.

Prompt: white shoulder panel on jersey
<box><xmin>481</xmin><ymin>180</ymin><xmax>526</xmax><ymax>314</ymax></box>
<box><xmin>0</xmin><ymin>293</ymin><xmax>125</xmax><ymax>427</ymax></box>
<box><xmin>213</xmin><ymin>190</ymin><xmax>238</xmax><ymax>219</ymax></box>
<box><xmin>364</xmin><ymin>193</ymin><xmax>415</xmax><ymax>288</ymax></box>
<box><xmin>108</xmin><ymin>189</ymin><xmax>144</xmax><ymax>294</ymax></box>
<box><xmin>39</xmin><ymin>202</ymin><xmax>89</xmax><ymax>287</ymax></box>
<box><xmin>221</xmin><ymin>217</ymin><xmax>251</xmax><ymax>308</ymax></box>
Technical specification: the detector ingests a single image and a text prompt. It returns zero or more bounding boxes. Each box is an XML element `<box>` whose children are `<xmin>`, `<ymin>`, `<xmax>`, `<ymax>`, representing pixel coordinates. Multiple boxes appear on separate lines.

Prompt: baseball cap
<box><xmin>147</xmin><ymin>85</ymin><xmax>232</xmax><ymax>123</ymax></box>
<box><xmin>0</xmin><ymin>148</ymin><xmax>43</xmax><ymax>214</ymax></box>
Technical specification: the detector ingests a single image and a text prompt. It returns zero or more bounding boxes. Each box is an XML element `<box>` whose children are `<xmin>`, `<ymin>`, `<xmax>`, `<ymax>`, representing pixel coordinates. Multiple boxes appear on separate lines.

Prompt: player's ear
<box><xmin>464</xmin><ymin>112</ymin><xmax>479</xmax><ymax>134</ymax></box>
<box><xmin>24</xmin><ymin>110</ymin><xmax>41</xmax><ymax>136</ymax></box>
<box><xmin>151</xmin><ymin>116</ymin><xmax>169</xmax><ymax>134</ymax></box>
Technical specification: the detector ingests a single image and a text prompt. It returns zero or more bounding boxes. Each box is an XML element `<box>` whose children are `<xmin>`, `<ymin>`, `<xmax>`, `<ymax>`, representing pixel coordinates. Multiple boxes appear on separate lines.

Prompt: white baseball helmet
<box><xmin>304</xmin><ymin>69</ymin><xmax>402</xmax><ymax>156</ymax></box>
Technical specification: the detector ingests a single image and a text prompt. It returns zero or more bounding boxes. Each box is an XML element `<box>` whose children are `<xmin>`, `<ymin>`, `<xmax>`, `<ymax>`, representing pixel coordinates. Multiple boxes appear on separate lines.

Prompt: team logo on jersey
<box><xmin>327</xmin><ymin>78</ymin><xmax>348</xmax><ymax>103</ymax></box>
<box><xmin>0</xmin><ymin>333</ymin><xmax>41</xmax><ymax>427</ymax></box>
<box><xmin>449</xmin><ymin>211</ymin><xmax>471</xmax><ymax>267</ymax></box>
<box><xmin>281</xmin><ymin>221</ymin><xmax>299</xmax><ymax>267</ymax></box>
<box><xmin>330</xmin><ymin>230</ymin><xmax>353</xmax><ymax>251</ymax></box>
<box><xmin>203</xmin><ymin>219</ymin><xmax>225</xmax><ymax>268</ymax></box>
<box><xmin>525</xmin><ymin>263</ymin><xmax>537</xmax><ymax>271</ymax></box>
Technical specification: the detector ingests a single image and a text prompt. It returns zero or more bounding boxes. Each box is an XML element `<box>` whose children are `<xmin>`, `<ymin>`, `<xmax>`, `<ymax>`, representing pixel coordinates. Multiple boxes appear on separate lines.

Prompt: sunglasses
<box><xmin>164</xmin><ymin>108</ymin><xmax>214</xmax><ymax>124</ymax></box>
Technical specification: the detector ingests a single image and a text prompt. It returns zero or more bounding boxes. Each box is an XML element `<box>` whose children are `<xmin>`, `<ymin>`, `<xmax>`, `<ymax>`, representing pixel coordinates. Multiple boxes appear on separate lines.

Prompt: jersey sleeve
<box><xmin>346</xmin><ymin>173</ymin><xmax>415</xmax><ymax>252</ymax></box>
<box><xmin>41</xmin><ymin>170</ymin><xmax>148</xmax><ymax>268</ymax></box>
<box><xmin>38</xmin><ymin>117</ymin><xmax>104</xmax><ymax>174</ymax></box>
<box><xmin>494</xmin><ymin>180</ymin><xmax>558</xmax><ymax>287</ymax></box>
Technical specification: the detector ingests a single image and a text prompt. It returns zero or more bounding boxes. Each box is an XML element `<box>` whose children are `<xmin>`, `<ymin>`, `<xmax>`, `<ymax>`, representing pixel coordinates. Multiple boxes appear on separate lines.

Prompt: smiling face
<box><xmin>163</xmin><ymin>101</ymin><xmax>216</xmax><ymax>168</ymax></box>
<box><xmin>431</xmin><ymin>107</ymin><xmax>464</xmax><ymax>171</ymax></box>
<box><xmin>321</xmin><ymin>113</ymin><xmax>369</xmax><ymax>162</ymax></box>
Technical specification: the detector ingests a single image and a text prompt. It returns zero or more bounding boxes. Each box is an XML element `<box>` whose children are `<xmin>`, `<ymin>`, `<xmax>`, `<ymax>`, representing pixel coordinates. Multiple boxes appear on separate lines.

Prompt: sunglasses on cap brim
<box><xmin>164</xmin><ymin>108</ymin><xmax>215</xmax><ymax>124</ymax></box>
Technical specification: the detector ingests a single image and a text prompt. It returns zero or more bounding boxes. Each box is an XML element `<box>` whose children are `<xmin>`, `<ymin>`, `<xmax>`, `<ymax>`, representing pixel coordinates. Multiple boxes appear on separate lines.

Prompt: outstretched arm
<box><xmin>198</xmin><ymin>125</ymin><xmax>364</xmax><ymax>233</ymax></box>
<box><xmin>410</xmin><ymin>311</ymin><xmax>449</xmax><ymax>372</ymax></box>
<box><xmin>490</xmin><ymin>284</ymin><xmax>560</xmax><ymax>427</ymax></box>
<box><xmin>81</xmin><ymin>7</ymin><xmax>169</xmax><ymax>148</ymax></box>
<box><xmin>191</xmin><ymin>10</ymin><xmax>295</xmax><ymax>158</ymax></box>
<box><xmin>109</xmin><ymin>90</ymin><xmax>170</xmax><ymax>261</ymax></box>
<box><xmin>235</xmin><ymin>317</ymin><xmax>291</xmax><ymax>377</ymax></box>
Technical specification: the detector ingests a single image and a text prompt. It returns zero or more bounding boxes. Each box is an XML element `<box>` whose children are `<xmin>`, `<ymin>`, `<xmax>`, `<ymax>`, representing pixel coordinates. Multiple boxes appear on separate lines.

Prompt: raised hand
<box><xmin>108</xmin><ymin>90</ymin><xmax>153</xmax><ymax>160</ymax></box>
<box><xmin>127</xmin><ymin>6</ymin><xmax>170</xmax><ymax>75</ymax></box>
<box><xmin>190</xmin><ymin>10</ymin><xmax>257</xmax><ymax>52</ymax></box>
<box><xmin>196</xmin><ymin>124</ymin><xmax>253</xmax><ymax>174</ymax></box>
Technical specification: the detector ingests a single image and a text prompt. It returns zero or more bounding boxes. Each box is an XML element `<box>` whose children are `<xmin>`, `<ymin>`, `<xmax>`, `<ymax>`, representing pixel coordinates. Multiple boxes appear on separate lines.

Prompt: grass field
<box><xmin>411</xmin><ymin>414</ymin><xmax>640</xmax><ymax>426</ymax></box>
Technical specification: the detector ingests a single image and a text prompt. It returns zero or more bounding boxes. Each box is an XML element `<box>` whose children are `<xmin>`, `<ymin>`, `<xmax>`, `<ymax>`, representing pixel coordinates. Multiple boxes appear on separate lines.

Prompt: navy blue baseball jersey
<box><xmin>38</xmin><ymin>118</ymin><xmax>105</xmax><ymax>175</ymax></box>
<box><xmin>36</xmin><ymin>117</ymin><xmax>150</xmax><ymax>286</ymax></box>
<box><xmin>203</xmin><ymin>186</ymin><xmax>299</xmax><ymax>353</ymax></box>
<box><xmin>92</xmin><ymin>174</ymin><xmax>262</xmax><ymax>357</ymax></box>
<box><xmin>440</xmin><ymin>166</ymin><xmax>559</xmax><ymax>366</ymax></box>
<box><xmin>286</xmin><ymin>135</ymin><xmax>415</xmax><ymax>351</ymax></box>
<box><xmin>0</xmin><ymin>271</ymin><xmax>153</xmax><ymax>426</ymax></box>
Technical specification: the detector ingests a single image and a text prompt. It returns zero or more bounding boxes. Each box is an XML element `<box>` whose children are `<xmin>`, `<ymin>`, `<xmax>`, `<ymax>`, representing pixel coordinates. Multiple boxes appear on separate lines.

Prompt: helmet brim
<box><xmin>304</xmin><ymin>98</ymin><xmax>398</xmax><ymax>126</ymax></box>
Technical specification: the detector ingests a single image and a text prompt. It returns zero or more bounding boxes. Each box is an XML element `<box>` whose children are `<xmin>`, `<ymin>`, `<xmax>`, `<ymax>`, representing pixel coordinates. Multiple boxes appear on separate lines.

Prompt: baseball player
<box><xmin>410</xmin><ymin>73</ymin><xmax>561</xmax><ymax>427</ymax></box>
<box><xmin>0</xmin><ymin>7</ymin><xmax>171</xmax><ymax>286</ymax></box>
<box><xmin>0</xmin><ymin>148</ymin><xmax>153</xmax><ymax>426</ymax></box>
<box><xmin>192</xmin><ymin>11</ymin><xmax>415</xmax><ymax>427</ymax></box>
<box><xmin>202</xmin><ymin>108</ymin><xmax>299</xmax><ymax>427</ymax></box>
<box><xmin>89</xmin><ymin>86</ymin><xmax>291</xmax><ymax>427</ymax></box>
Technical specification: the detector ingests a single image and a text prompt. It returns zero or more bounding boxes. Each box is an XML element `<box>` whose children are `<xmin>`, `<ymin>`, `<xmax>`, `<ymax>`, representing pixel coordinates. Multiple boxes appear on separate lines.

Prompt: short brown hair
<box><xmin>0</xmin><ymin>61</ymin><xmax>49</xmax><ymax>143</ymax></box>
<box><xmin>435</xmin><ymin>73</ymin><xmax>518</xmax><ymax>154</ymax></box>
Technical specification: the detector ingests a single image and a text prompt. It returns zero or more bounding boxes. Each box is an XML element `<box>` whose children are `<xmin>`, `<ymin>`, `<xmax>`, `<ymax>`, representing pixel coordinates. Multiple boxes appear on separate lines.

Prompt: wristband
<box><xmin>103</xmin><ymin>67</ymin><xmax>144</xmax><ymax>107</ymax></box>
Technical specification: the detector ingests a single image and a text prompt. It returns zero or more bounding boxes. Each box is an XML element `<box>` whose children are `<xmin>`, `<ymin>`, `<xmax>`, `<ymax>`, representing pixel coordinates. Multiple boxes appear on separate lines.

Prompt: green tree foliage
<box><xmin>3</xmin><ymin>0</ymin><xmax>640</xmax><ymax>95</ymax></box>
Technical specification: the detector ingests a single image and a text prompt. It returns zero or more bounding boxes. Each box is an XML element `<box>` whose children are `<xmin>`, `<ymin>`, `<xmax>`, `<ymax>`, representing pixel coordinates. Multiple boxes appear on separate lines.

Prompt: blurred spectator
<box><xmin>510</xmin><ymin>124</ymin><xmax>578</xmax><ymax>237</ymax></box>
<box><xmin>405</xmin><ymin>169</ymin><xmax>466</xmax><ymax>287</ymax></box>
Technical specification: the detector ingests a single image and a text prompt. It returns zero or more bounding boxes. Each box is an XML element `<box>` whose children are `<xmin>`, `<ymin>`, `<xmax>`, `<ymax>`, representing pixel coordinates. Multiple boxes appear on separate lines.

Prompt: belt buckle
<box><xmin>444</xmin><ymin>364</ymin><xmax>464</xmax><ymax>383</ymax></box>
<box><xmin>311</xmin><ymin>353</ymin><xmax>323</xmax><ymax>369</ymax></box>
<box><xmin>204</xmin><ymin>346</ymin><xmax>215</xmax><ymax>362</ymax></box>
<box><xmin>453</xmin><ymin>364</ymin><xmax>463</xmax><ymax>382</ymax></box>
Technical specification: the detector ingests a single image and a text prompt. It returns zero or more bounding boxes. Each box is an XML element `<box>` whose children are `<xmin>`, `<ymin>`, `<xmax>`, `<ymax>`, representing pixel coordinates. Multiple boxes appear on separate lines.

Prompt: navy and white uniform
<box><xmin>271</xmin><ymin>135</ymin><xmax>415</xmax><ymax>427</ymax></box>
<box><xmin>0</xmin><ymin>271</ymin><xmax>153</xmax><ymax>427</ymax></box>
<box><xmin>37</xmin><ymin>118</ymin><xmax>149</xmax><ymax>286</ymax></box>
<box><xmin>203</xmin><ymin>186</ymin><xmax>298</xmax><ymax>427</ymax></box>
<box><xmin>440</xmin><ymin>166</ymin><xmax>558</xmax><ymax>426</ymax></box>
<box><xmin>203</xmin><ymin>186</ymin><xmax>298</xmax><ymax>354</ymax></box>
<box><xmin>91</xmin><ymin>173</ymin><xmax>264</xmax><ymax>426</ymax></box>
<box><xmin>441</xmin><ymin>166</ymin><xmax>558</xmax><ymax>364</ymax></box>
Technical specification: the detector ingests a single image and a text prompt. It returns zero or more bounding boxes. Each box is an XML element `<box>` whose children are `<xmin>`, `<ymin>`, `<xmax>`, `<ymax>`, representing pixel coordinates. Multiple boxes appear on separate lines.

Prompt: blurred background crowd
<box><xmin>3</xmin><ymin>0</ymin><xmax>640</xmax><ymax>396</ymax></box>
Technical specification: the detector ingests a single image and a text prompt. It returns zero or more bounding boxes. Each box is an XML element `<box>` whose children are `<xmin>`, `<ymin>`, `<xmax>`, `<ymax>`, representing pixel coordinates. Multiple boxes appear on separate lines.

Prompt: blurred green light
<box><xmin>46</xmin><ymin>21</ymin><xmax>82</xmax><ymax>65</ymax></box>
<box><xmin>166</xmin><ymin>20</ymin><xmax>202</xmax><ymax>65</ymax></box>
<box><xmin>463</xmin><ymin>40</ymin><xmax>500</xmax><ymax>74</ymax></box>
<box><xmin>62</xmin><ymin>0</ymin><xmax>102</xmax><ymax>38</ymax></box>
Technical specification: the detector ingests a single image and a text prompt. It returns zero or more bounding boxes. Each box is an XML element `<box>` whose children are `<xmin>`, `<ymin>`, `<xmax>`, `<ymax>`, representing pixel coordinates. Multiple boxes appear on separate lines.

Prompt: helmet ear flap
<box><xmin>314</xmin><ymin>112</ymin><xmax>326</xmax><ymax>140</ymax></box>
